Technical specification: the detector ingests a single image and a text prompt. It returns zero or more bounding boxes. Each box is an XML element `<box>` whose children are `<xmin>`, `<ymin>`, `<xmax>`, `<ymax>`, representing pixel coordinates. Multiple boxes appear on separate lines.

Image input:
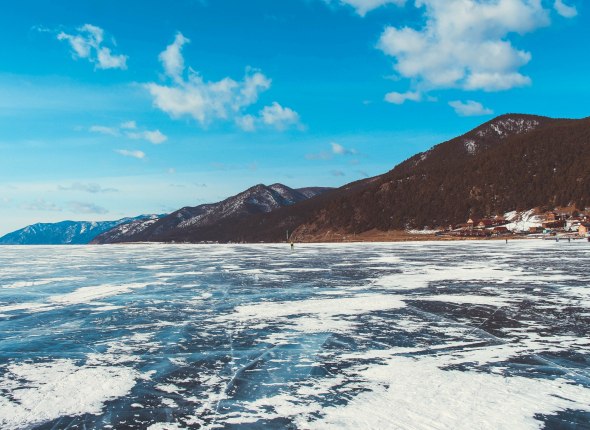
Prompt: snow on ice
<box><xmin>0</xmin><ymin>241</ymin><xmax>589</xmax><ymax>429</ymax></box>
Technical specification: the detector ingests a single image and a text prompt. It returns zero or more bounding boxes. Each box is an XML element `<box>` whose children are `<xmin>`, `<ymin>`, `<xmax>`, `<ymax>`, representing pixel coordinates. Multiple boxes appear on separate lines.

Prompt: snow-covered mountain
<box><xmin>414</xmin><ymin>114</ymin><xmax>550</xmax><ymax>163</ymax></box>
<box><xmin>89</xmin><ymin>216</ymin><xmax>162</xmax><ymax>244</ymax></box>
<box><xmin>93</xmin><ymin>184</ymin><xmax>332</xmax><ymax>243</ymax></box>
<box><xmin>0</xmin><ymin>215</ymin><xmax>161</xmax><ymax>245</ymax></box>
<box><xmin>175</xmin><ymin>184</ymin><xmax>330</xmax><ymax>230</ymax></box>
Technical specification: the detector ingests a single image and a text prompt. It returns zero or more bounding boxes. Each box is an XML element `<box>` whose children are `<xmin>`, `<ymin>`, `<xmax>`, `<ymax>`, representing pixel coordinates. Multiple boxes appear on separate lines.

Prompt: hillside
<box><xmin>92</xmin><ymin>184</ymin><xmax>332</xmax><ymax>243</ymax></box>
<box><xmin>296</xmin><ymin>114</ymin><xmax>587</xmax><ymax>233</ymax></box>
<box><xmin>288</xmin><ymin>114</ymin><xmax>590</xmax><ymax>240</ymax></box>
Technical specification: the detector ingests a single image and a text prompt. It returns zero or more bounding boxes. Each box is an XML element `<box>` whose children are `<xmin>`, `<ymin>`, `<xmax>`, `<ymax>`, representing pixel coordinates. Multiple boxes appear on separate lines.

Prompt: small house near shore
<box><xmin>542</xmin><ymin>220</ymin><xmax>566</xmax><ymax>229</ymax></box>
<box><xmin>493</xmin><ymin>226</ymin><xmax>509</xmax><ymax>235</ymax></box>
<box><xmin>478</xmin><ymin>219</ymin><xmax>494</xmax><ymax>228</ymax></box>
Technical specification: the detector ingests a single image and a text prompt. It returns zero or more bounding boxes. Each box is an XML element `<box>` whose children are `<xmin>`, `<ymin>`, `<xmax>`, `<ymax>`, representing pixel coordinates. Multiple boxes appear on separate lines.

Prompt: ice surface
<box><xmin>0</xmin><ymin>241</ymin><xmax>589</xmax><ymax>429</ymax></box>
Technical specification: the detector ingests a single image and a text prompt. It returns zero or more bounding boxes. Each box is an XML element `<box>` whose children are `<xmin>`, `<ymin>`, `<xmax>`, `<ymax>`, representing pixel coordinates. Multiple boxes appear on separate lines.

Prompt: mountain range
<box><xmin>3</xmin><ymin>113</ymin><xmax>589</xmax><ymax>244</ymax></box>
<box><xmin>92</xmin><ymin>184</ymin><xmax>331</xmax><ymax>244</ymax></box>
<box><xmin>0</xmin><ymin>215</ymin><xmax>161</xmax><ymax>245</ymax></box>
<box><xmin>97</xmin><ymin>113</ymin><xmax>590</xmax><ymax>243</ymax></box>
<box><xmin>0</xmin><ymin>185</ymin><xmax>331</xmax><ymax>245</ymax></box>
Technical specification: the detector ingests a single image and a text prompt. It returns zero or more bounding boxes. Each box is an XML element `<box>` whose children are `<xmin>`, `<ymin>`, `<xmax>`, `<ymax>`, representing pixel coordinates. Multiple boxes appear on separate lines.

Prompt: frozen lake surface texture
<box><xmin>1</xmin><ymin>241</ymin><xmax>589</xmax><ymax>429</ymax></box>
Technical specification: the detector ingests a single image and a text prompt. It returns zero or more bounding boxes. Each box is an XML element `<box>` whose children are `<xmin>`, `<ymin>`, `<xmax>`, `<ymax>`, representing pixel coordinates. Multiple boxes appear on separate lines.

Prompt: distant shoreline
<box><xmin>1</xmin><ymin>231</ymin><xmax>588</xmax><ymax>246</ymax></box>
<box><xmin>88</xmin><ymin>231</ymin><xmax>588</xmax><ymax>245</ymax></box>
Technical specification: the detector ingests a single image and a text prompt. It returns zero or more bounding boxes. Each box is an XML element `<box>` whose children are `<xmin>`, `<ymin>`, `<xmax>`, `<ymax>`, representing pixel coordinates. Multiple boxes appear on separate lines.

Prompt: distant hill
<box><xmin>0</xmin><ymin>215</ymin><xmax>161</xmax><ymax>245</ymax></box>
<box><xmin>92</xmin><ymin>113</ymin><xmax>590</xmax><ymax>243</ymax></box>
<box><xmin>92</xmin><ymin>184</ymin><xmax>332</xmax><ymax>243</ymax></box>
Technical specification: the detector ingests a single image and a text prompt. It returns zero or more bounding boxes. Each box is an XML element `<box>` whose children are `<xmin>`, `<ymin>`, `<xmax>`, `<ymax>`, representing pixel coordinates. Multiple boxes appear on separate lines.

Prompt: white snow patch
<box><xmin>2</xmin><ymin>277</ymin><xmax>85</xmax><ymax>289</ymax></box>
<box><xmin>503</xmin><ymin>209</ymin><xmax>543</xmax><ymax>232</ymax></box>
<box><xmin>225</xmin><ymin>294</ymin><xmax>405</xmax><ymax>324</ymax></box>
<box><xmin>220</xmin><ymin>294</ymin><xmax>406</xmax><ymax>338</ymax></box>
<box><xmin>147</xmin><ymin>423</ymin><xmax>186</xmax><ymax>430</ymax></box>
<box><xmin>464</xmin><ymin>139</ymin><xmax>477</xmax><ymax>154</ymax></box>
<box><xmin>417</xmin><ymin>294</ymin><xmax>512</xmax><ymax>307</ymax></box>
<box><xmin>156</xmin><ymin>383</ymin><xmax>183</xmax><ymax>394</ymax></box>
<box><xmin>373</xmin><ymin>260</ymin><xmax>572</xmax><ymax>291</ymax></box>
<box><xmin>48</xmin><ymin>282</ymin><xmax>151</xmax><ymax>305</ymax></box>
<box><xmin>0</xmin><ymin>302</ymin><xmax>54</xmax><ymax>314</ymax></box>
<box><xmin>406</xmin><ymin>229</ymin><xmax>439</xmax><ymax>235</ymax></box>
<box><xmin>0</xmin><ymin>360</ymin><xmax>138</xmax><ymax>430</ymax></box>
<box><xmin>300</xmin><ymin>355</ymin><xmax>590</xmax><ymax>430</ymax></box>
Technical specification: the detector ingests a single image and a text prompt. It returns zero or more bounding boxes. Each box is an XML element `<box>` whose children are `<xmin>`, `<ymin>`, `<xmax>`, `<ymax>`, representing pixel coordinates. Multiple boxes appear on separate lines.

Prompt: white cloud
<box><xmin>448</xmin><ymin>100</ymin><xmax>494</xmax><ymax>116</ymax></box>
<box><xmin>329</xmin><ymin>0</ymin><xmax>406</xmax><ymax>16</ymax></box>
<box><xmin>260</xmin><ymin>102</ymin><xmax>301</xmax><ymax>130</ymax></box>
<box><xmin>147</xmin><ymin>33</ymin><xmax>272</xmax><ymax>124</ymax></box>
<box><xmin>146</xmin><ymin>69</ymin><xmax>271</xmax><ymax>125</ymax></box>
<box><xmin>384</xmin><ymin>90</ymin><xmax>422</xmax><ymax>104</ymax></box>
<box><xmin>235</xmin><ymin>115</ymin><xmax>257</xmax><ymax>132</ymax></box>
<box><xmin>306</xmin><ymin>151</ymin><xmax>333</xmax><ymax>160</ymax></box>
<box><xmin>90</xmin><ymin>121</ymin><xmax>166</xmax><ymax>144</ymax></box>
<box><xmin>236</xmin><ymin>103</ymin><xmax>302</xmax><ymax>132</ymax></box>
<box><xmin>126</xmin><ymin>130</ymin><xmax>168</xmax><ymax>144</ymax></box>
<box><xmin>67</xmin><ymin>201</ymin><xmax>108</xmax><ymax>214</ymax></box>
<box><xmin>89</xmin><ymin>125</ymin><xmax>119</xmax><ymax>136</ymax></box>
<box><xmin>23</xmin><ymin>199</ymin><xmax>62</xmax><ymax>212</ymax></box>
<box><xmin>554</xmin><ymin>0</ymin><xmax>577</xmax><ymax>18</ymax></box>
<box><xmin>331</xmin><ymin>142</ymin><xmax>356</xmax><ymax>155</ymax></box>
<box><xmin>463</xmin><ymin>72</ymin><xmax>531</xmax><ymax>91</ymax></box>
<box><xmin>331</xmin><ymin>142</ymin><xmax>347</xmax><ymax>154</ymax></box>
<box><xmin>59</xmin><ymin>183</ymin><xmax>118</xmax><ymax>193</ymax></box>
<box><xmin>378</xmin><ymin>0</ymin><xmax>552</xmax><ymax>93</ymax></box>
<box><xmin>143</xmin><ymin>130</ymin><xmax>167</xmax><ymax>144</ymax></box>
<box><xmin>96</xmin><ymin>47</ymin><xmax>126</xmax><ymax>69</ymax></box>
<box><xmin>115</xmin><ymin>149</ymin><xmax>146</xmax><ymax>159</ymax></box>
<box><xmin>57</xmin><ymin>24</ymin><xmax>127</xmax><ymax>70</ymax></box>
<box><xmin>146</xmin><ymin>33</ymin><xmax>300</xmax><ymax>131</ymax></box>
<box><xmin>159</xmin><ymin>32</ymin><xmax>190</xmax><ymax>83</ymax></box>
<box><xmin>120</xmin><ymin>121</ymin><xmax>137</xmax><ymax>130</ymax></box>
<box><xmin>306</xmin><ymin>142</ymin><xmax>356</xmax><ymax>160</ymax></box>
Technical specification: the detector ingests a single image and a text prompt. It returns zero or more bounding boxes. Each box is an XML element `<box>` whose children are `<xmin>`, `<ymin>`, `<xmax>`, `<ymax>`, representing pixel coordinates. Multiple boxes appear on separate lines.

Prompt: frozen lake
<box><xmin>0</xmin><ymin>241</ymin><xmax>589</xmax><ymax>429</ymax></box>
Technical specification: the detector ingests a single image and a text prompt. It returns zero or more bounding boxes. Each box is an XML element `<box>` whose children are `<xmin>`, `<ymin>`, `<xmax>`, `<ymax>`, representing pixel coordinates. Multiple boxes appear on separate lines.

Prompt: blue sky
<box><xmin>0</xmin><ymin>0</ymin><xmax>587</xmax><ymax>234</ymax></box>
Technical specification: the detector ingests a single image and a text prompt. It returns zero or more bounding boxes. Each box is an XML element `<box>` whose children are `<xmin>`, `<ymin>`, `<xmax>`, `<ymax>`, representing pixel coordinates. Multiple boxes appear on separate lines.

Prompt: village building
<box><xmin>565</xmin><ymin>218</ymin><xmax>582</xmax><ymax>231</ymax></box>
<box><xmin>493</xmin><ymin>226</ymin><xmax>510</xmax><ymax>235</ymax></box>
<box><xmin>545</xmin><ymin>212</ymin><xmax>559</xmax><ymax>222</ymax></box>
<box><xmin>493</xmin><ymin>215</ymin><xmax>507</xmax><ymax>225</ymax></box>
<box><xmin>478</xmin><ymin>219</ymin><xmax>494</xmax><ymax>229</ymax></box>
<box><xmin>542</xmin><ymin>220</ymin><xmax>565</xmax><ymax>229</ymax></box>
<box><xmin>455</xmin><ymin>209</ymin><xmax>590</xmax><ymax>238</ymax></box>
